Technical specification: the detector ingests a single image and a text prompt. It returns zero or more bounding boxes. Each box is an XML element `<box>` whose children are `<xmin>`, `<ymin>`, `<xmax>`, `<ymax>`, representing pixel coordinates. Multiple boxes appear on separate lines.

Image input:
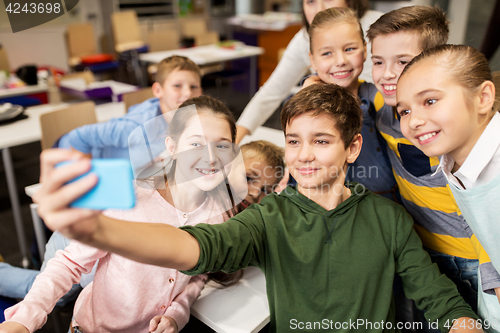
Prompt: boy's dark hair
<box><xmin>366</xmin><ymin>5</ymin><xmax>449</xmax><ymax>51</ymax></box>
<box><xmin>280</xmin><ymin>83</ymin><xmax>362</xmax><ymax>149</ymax></box>
<box><xmin>154</xmin><ymin>55</ymin><xmax>202</xmax><ymax>86</ymax></box>
<box><xmin>308</xmin><ymin>7</ymin><xmax>365</xmax><ymax>53</ymax></box>
<box><xmin>302</xmin><ymin>0</ymin><xmax>369</xmax><ymax>31</ymax></box>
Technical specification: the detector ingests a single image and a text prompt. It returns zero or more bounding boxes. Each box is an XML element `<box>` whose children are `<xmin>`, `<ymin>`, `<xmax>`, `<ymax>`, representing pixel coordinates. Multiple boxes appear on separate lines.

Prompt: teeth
<box><xmin>332</xmin><ymin>71</ymin><xmax>350</xmax><ymax>76</ymax></box>
<box><xmin>418</xmin><ymin>132</ymin><xmax>437</xmax><ymax>142</ymax></box>
<box><xmin>197</xmin><ymin>168</ymin><xmax>218</xmax><ymax>175</ymax></box>
<box><xmin>384</xmin><ymin>85</ymin><xmax>396</xmax><ymax>91</ymax></box>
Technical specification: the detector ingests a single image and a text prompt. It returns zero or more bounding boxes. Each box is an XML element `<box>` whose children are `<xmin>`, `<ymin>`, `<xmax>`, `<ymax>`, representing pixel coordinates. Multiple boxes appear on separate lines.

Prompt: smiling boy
<box><xmin>28</xmin><ymin>83</ymin><xmax>484</xmax><ymax>333</ymax></box>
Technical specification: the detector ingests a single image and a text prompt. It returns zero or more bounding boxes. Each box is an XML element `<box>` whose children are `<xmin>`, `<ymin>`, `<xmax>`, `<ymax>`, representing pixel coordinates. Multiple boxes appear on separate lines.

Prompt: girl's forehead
<box><xmin>403</xmin><ymin>58</ymin><xmax>439</xmax><ymax>81</ymax></box>
<box><xmin>180</xmin><ymin>113</ymin><xmax>231</xmax><ymax>140</ymax></box>
<box><xmin>313</xmin><ymin>21</ymin><xmax>363</xmax><ymax>43</ymax></box>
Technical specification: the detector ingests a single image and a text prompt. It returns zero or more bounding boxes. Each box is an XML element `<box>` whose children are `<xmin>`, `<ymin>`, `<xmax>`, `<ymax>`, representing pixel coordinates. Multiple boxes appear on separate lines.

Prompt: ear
<box><xmin>309</xmin><ymin>52</ymin><xmax>317</xmax><ymax>72</ymax></box>
<box><xmin>346</xmin><ymin>134</ymin><xmax>362</xmax><ymax>164</ymax></box>
<box><xmin>477</xmin><ymin>80</ymin><xmax>496</xmax><ymax>115</ymax></box>
<box><xmin>152</xmin><ymin>82</ymin><xmax>163</xmax><ymax>98</ymax></box>
<box><xmin>165</xmin><ymin>137</ymin><xmax>176</xmax><ymax>158</ymax></box>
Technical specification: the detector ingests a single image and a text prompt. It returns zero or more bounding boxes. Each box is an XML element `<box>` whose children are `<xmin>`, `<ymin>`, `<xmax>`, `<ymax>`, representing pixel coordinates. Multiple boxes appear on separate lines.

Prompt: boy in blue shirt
<box><xmin>30</xmin><ymin>84</ymin><xmax>482</xmax><ymax>333</ymax></box>
<box><xmin>59</xmin><ymin>55</ymin><xmax>202</xmax><ymax>159</ymax></box>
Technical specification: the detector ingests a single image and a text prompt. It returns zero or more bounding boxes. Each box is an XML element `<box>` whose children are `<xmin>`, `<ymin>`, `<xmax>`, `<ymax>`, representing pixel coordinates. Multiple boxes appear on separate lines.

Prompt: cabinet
<box><xmin>256</xmin><ymin>24</ymin><xmax>301</xmax><ymax>86</ymax></box>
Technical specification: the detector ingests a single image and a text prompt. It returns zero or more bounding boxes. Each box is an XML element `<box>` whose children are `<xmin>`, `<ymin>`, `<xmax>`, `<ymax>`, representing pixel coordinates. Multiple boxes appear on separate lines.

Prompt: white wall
<box><xmin>372</xmin><ymin>0</ymin><xmax>432</xmax><ymax>13</ymax></box>
<box><xmin>0</xmin><ymin>1</ymin><xmax>102</xmax><ymax>72</ymax></box>
<box><xmin>0</xmin><ymin>26</ymin><xmax>69</xmax><ymax>71</ymax></box>
<box><xmin>371</xmin><ymin>0</ymin><xmax>471</xmax><ymax>44</ymax></box>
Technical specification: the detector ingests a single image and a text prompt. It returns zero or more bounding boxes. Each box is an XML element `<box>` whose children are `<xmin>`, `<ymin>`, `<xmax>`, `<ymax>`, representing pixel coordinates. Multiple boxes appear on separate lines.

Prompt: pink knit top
<box><xmin>5</xmin><ymin>184</ymin><xmax>227</xmax><ymax>332</ymax></box>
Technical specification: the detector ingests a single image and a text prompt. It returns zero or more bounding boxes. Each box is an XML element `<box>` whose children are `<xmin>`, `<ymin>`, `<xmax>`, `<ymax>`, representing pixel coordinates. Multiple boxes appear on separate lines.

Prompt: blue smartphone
<box><xmin>59</xmin><ymin>159</ymin><xmax>136</xmax><ymax>210</ymax></box>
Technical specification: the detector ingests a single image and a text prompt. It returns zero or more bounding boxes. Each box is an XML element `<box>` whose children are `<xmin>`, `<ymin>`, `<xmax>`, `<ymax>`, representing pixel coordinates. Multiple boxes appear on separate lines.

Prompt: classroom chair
<box><xmin>147</xmin><ymin>30</ymin><xmax>180</xmax><ymax>53</ymax></box>
<box><xmin>179</xmin><ymin>17</ymin><xmax>220</xmax><ymax>48</ymax></box>
<box><xmin>0</xmin><ymin>45</ymin><xmax>10</xmax><ymax>72</ymax></box>
<box><xmin>195</xmin><ymin>31</ymin><xmax>220</xmax><ymax>47</ymax></box>
<box><xmin>110</xmin><ymin>11</ymin><xmax>149</xmax><ymax>87</ymax></box>
<box><xmin>180</xmin><ymin>17</ymin><xmax>208</xmax><ymax>39</ymax></box>
<box><xmin>39</xmin><ymin>101</ymin><xmax>97</xmax><ymax>150</ymax></box>
<box><xmin>123</xmin><ymin>87</ymin><xmax>154</xmax><ymax>113</ymax></box>
<box><xmin>66</xmin><ymin>23</ymin><xmax>119</xmax><ymax>76</ymax></box>
<box><xmin>145</xmin><ymin>30</ymin><xmax>181</xmax><ymax>80</ymax></box>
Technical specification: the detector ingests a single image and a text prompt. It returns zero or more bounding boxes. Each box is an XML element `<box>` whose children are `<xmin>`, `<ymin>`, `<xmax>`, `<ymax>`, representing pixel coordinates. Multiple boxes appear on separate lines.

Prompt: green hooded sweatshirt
<box><xmin>181</xmin><ymin>185</ymin><xmax>477</xmax><ymax>332</ymax></box>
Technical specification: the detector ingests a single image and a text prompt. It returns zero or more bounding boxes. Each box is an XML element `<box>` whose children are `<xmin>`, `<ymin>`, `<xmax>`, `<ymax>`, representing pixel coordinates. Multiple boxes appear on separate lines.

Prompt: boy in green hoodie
<box><xmin>30</xmin><ymin>84</ymin><xmax>481</xmax><ymax>333</ymax></box>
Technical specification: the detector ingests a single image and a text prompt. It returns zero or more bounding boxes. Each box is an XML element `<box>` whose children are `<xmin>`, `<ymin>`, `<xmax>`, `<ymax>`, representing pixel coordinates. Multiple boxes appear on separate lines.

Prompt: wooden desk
<box><xmin>0</xmin><ymin>102</ymin><xmax>126</xmax><ymax>267</ymax></box>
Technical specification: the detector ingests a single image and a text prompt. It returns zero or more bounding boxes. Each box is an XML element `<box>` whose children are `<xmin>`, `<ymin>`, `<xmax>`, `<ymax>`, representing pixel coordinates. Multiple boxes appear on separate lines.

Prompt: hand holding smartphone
<box><xmin>58</xmin><ymin>159</ymin><xmax>136</xmax><ymax>210</ymax></box>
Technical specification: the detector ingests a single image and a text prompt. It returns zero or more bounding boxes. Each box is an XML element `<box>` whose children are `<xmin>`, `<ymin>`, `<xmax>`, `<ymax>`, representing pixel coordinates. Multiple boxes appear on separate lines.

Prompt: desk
<box><xmin>191</xmin><ymin>267</ymin><xmax>269</xmax><ymax>333</ymax></box>
<box><xmin>0</xmin><ymin>102</ymin><xmax>126</xmax><ymax>267</ymax></box>
<box><xmin>139</xmin><ymin>44</ymin><xmax>264</xmax><ymax>95</ymax></box>
<box><xmin>0</xmin><ymin>84</ymin><xmax>47</xmax><ymax>99</ymax></box>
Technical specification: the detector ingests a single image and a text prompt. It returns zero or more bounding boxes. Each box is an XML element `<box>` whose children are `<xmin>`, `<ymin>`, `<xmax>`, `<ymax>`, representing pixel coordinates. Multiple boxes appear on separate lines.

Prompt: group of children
<box><xmin>1</xmin><ymin>3</ymin><xmax>499</xmax><ymax>333</ymax></box>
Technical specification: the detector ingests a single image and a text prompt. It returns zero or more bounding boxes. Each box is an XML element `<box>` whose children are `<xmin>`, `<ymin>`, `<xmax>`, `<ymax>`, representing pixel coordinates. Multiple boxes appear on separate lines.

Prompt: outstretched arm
<box><xmin>33</xmin><ymin>149</ymin><xmax>200</xmax><ymax>271</ymax></box>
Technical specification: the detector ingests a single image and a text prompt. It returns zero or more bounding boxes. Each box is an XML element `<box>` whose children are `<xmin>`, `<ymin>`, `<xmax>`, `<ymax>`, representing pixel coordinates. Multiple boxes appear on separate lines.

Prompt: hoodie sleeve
<box><xmin>180</xmin><ymin>205</ymin><xmax>267</xmax><ymax>276</ymax></box>
<box><xmin>394</xmin><ymin>209</ymin><xmax>478</xmax><ymax>332</ymax></box>
<box><xmin>4</xmin><ymin>241</ymin><xmax>107</xmax><ymax>332</ymax></box>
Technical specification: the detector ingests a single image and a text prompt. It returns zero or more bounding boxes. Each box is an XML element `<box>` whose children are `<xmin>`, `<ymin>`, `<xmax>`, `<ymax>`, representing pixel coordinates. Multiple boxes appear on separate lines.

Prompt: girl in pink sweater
<box><xmin>3</xmin><ymin>96</ymin><xmax>245</xmax><ymax>333</ymax></box>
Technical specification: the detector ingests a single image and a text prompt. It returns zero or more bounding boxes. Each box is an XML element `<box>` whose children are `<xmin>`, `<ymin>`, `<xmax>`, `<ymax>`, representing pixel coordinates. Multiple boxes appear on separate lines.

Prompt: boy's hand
<box><xmin>33</xmin><ymin>149</ymin><xmax>101</xmax><ymax>240</ymax></box>
<box><xmin>495</xmin><ymin>287</ymin><xmax>500</xmax><ymax>304</ymax></box>
<box><xmin>149</xmin><ymin>316</ymin><xmax>178</xmax><ymax>333</ymax></box>
<box><xmin>302</xmin><ymin>75</ymin><xmax>322</xmax><ymax>89</ymax></box>
<box><xmin>0</xmin><ymin>321</ymin><xmax>29</xmax><ymax>333</ymax></box>
<box><xmin>274</xmin><ymin>167</ymin><xmax>289</xmax><ymax>194</ymax></box>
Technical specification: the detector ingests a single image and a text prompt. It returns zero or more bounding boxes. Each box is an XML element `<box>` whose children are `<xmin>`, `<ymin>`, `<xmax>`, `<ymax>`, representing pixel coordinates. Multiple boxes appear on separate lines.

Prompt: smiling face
<box><xmin>309</xmin><ymin>22</ymin><xmax>366</xmax><ymax>95</ymax></box>
<box><xmin>170</xmin><ymin>112</ymin><xmax>234</xmax><ymax>193</ymax></box>
<box><xmin>371</xmin><ymin>31</ymin><xmax>422</xmax><ymax>106</ymax></box>
<box><xmin>154</xmin><ymin>69</ymin><xmax>202</xmax><ymax>114</ymax></box>
<box><xmin>239</xmin><ymin>157</ymin><xmax>280</xmax><ymax>209</ymax></box>
<box><xmin>303</xmin><ymin>0</ymin><xmax>348</xmax><ymax>26</ymax></box>
<box><xmin>397</xmin><ymin>61</ymin><xmax>482</xmax><ymax>165</ymax></box>
<box><xmin>285</xmin><ymin>112</ymin><xmax>361</xmax><ymax>196</ymax></box>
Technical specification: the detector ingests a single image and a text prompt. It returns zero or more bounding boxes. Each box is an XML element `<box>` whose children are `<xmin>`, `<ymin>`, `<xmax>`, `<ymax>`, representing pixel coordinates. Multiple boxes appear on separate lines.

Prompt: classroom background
<box><xmin>0</xmin><ymin>0</ymin><xmax>499</xmax><ymax>331</ymax></box>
